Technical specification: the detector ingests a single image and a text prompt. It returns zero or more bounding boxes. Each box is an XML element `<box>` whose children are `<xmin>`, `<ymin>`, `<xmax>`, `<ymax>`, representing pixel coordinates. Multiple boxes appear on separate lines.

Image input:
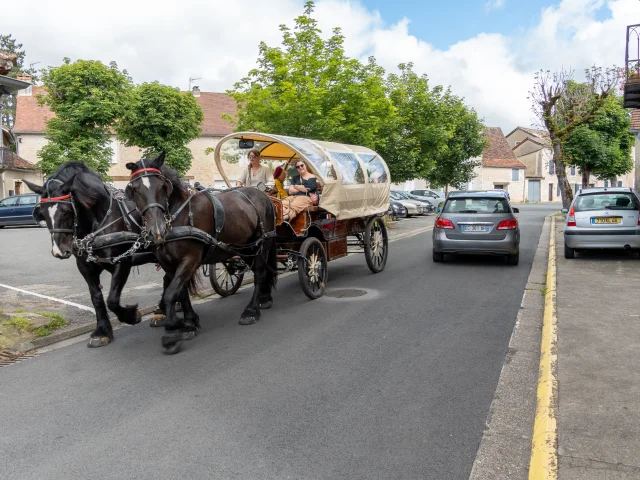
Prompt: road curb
<box><xmin>528</xmin><ymin>215</ymin><xmax>558</xmax><ymax>479</ymax></box>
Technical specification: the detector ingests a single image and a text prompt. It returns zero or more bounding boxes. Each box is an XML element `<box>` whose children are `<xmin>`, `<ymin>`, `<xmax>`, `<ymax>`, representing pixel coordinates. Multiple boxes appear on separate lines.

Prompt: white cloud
<box><xmin>484</xmin><ymin>0</ymin><xmax>506</xmax><ymax>13</ymax></box>
<box><xmin>3</xmin><ymin>0</ymin><xmax>637</xmax><ymax>133</ymax></box>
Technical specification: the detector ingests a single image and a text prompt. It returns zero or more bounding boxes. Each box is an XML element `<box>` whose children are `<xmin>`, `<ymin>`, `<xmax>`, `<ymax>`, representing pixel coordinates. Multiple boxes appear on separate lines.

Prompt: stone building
<box><xmin>13</xmin><ymin>81</ymin><xmax>244</xmax><ymax>189</ymax></box>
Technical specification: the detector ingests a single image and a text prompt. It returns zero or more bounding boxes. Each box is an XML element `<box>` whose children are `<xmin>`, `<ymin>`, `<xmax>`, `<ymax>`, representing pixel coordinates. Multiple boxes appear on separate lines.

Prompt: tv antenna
<box><xmin>189</xmin><ymin>76</ymin><xmax>201</xmax><ymax>91</ymax></box>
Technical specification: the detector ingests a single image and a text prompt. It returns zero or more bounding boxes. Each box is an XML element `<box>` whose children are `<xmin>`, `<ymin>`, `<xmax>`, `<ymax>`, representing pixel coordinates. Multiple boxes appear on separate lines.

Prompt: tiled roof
<box><xmin>483</xmin><ymin>127</ymin><xmax>527</xmax><ymax>168</ymax></box>
<box><xmin>13</xmin><ymin>87</ymin><xmax>55</xmax><ymax>133</ymax></box>
<box><xmin>0</xmin><ymin>147</ymin><xmax>39</xmax><ymax>171</ymax></box>
<box><xmin>512</xmin><ymin>136</ymin><xmax>547</xmax><ymax>152</ymax></box>
<box><xmin>14</xmin><ymin>87</ymin><xmax>236</xmax><ymax>136</ymax></box>
<box><xmin>631</xmin><ymin>109</ymin><xmax>640</xmax><ymax>131</ymax></box>
<box><xmin>520</xmin><ymin>127</ymin><xmax>550</xmax><ymax>141</ymax></box>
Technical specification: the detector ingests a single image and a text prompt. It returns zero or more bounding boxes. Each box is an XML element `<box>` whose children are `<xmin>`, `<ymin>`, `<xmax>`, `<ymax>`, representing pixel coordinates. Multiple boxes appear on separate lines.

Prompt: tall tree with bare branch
<box><xmin>529</xmin><ymin>66</ymin><xmax>618</xmax><ymax>208</ymax></box>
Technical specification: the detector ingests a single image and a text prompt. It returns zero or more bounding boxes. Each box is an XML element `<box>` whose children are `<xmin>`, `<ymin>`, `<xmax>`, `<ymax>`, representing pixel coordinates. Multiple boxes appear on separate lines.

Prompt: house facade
<box><xmin>506</xmin><ymin>126</ymin><xmax>637</xmax><ymax>202</ymax></box>
<box><xmin>1</xmin><ymin>125</ymin><xmax>43</xmax><ymax>198</ymax></box>
<box><xmin>13</xmin><ymin>82</ymin><xmax>246</xmax><ymax>190</ymax></box>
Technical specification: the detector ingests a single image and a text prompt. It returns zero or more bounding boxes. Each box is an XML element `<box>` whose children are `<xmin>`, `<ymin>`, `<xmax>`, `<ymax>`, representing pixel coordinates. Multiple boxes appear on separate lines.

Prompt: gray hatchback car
<box><xmin>432</xmin><ymin>191</ymin><xmax>520</xmax><ymax>265</ymax></box>
<box><xmin>562</xmin><ymin>187</ymin><xmax>640</xmax><ymax>258</ymax></box>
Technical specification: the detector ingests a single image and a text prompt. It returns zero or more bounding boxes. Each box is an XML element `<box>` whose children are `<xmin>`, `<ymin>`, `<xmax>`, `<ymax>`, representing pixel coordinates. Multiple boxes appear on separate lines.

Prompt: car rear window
<box><xmin>574</xmin><ymin>193</ymin><xmax>639</xmax><ymax>211</ymax></box>
<box><xmin>443</xmin><ymin>197</ymin><xmax>510</xmax><ymax>214</ymax></box>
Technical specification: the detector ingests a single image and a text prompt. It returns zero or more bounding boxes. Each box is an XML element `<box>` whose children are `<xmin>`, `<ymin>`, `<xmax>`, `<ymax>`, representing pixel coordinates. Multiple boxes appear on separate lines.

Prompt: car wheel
<box><xmin>432</xmin><ymin>250</ymin><xmax>444</xmax><ymax>262</ymax></box>
<box><xmin>506</xmin><ymin>252</ymin><xmax>519</xmax><ymax>266</ymax></box>
<box><xmin>564</xmin><ymin>243</ymin><xmax>575</xmax><ymax>259</ymax></box>
<box><xmin>38</xmin><ymin>220</ymin><xmax>47</xmax><ymax>228</ymax></box>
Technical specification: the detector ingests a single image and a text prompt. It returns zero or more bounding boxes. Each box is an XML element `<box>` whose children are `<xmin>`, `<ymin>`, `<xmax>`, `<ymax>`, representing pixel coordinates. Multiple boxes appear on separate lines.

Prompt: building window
<box><xmin>604</xmin><ymin>180</ymin><xmax>609</xmax><ymax>188</ymax></box>
<box><xmin>617</xmin><ymin>181</ymin><xmax>622</xmax><ymax>187</ymax></box>
<box><xmin>512</xmin><ymin>168</ymin><xmax>520</xmax><ymax>181</ymax></box>
<box><xmin>556</xmin><ymin>184</ymin><xmax>560</xmax><ymax>197</ymax></box>
<box><xmin>548</xmin><ymin>161</ymin><xmax>555</xmax><ymax>175</ymax></box>
<box><xmin>570</xmin><ymin>166</ymin><xmax>576</xmax><ymax>176</ymax></box>
<box><xmin>109</xmin><ymin>138</ymin><xmax>119</xmax><ymax>164</ymax></box>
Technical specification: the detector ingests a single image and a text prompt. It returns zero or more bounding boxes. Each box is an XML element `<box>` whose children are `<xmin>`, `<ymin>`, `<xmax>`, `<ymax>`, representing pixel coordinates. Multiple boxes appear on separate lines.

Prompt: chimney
<box><xmin>192</xmin><ymin>86</ymin><xmax>200</xmax><ymax>97</ymax></box>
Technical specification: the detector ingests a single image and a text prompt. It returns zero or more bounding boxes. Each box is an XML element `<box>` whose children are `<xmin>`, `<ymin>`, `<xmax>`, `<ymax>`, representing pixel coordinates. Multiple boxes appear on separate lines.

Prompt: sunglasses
<box><xmin>248</xmin><ymin>155</ymin><xmax>257</xmax><ymax>159</ymax></box>
<box><xmin>295</xmin><ymin>164</ymin><xmax>305</xmax><ymax>169</ymax></box>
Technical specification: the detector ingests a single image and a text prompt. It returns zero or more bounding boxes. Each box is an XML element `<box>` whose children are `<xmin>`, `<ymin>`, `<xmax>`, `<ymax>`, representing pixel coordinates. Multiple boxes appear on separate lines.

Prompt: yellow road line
<box><xmin>528</xmin><ymin>215</ymin><xmax>558</xmax><ymax>479</ymax></box>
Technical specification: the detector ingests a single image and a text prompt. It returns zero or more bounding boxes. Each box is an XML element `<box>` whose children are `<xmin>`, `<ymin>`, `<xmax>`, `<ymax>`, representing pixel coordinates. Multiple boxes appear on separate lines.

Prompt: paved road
<box><xmin>0</xmin><ymin>204</ymin><xmax>558</xmax><ymax>479</ymax></box>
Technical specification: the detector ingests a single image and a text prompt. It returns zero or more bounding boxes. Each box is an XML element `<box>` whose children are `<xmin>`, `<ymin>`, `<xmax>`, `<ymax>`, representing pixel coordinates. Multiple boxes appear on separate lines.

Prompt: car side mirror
<box><xmin>561</xmin><ymin>208</ymin><xmax>568</xmax><ymax>214</ymax></box>
<box><xmin>512</xmin><ymin>207</ymin><xmax>519</xmax><ymax>213</ymax></box>
<box><xmin>436</xmin><ymin>207</ymin><xmax>441</xmax><ymax>213</ymax></box>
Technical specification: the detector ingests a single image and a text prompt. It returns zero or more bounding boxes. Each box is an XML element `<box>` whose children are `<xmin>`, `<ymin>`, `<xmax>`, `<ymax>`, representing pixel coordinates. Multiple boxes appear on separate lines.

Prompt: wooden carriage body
<box><xmin>210</xmin><ymin>132</ymin><xmax>391</xmax><ymax>298</ymax></box>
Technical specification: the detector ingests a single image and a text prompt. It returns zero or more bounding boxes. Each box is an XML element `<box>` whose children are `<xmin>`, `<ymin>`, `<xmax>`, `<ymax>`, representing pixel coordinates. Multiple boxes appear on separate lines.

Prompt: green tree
<box><xmin>37</xmin><ymin>59</ymin><xmax>132</xmax><ymax>176</ymax></box>
<box><xmin>227</xmin><ymin>1</ymin><xmax>392</xmax><ymax>149</ymax></box>
<box><xmin>424</xmin><ymin>93</ymin><xmax>486</xmax><ymax>191</ymax></box>
<box><xmin>378</xmin><ymin>63</ymin><xmax>485</xmax><ymax>185</ymax></box>
<box><xmin>0</xmin><ymin>34</ymin><xmax>39</xmax><ymax>128</ymax></box>
<box><xmin>563</xmin><ymin>94</ymin><xmax>633</xmax><ymax>186</ymax></box>
<box><xmin>116</xmin><ymin>82</ymin><xmax>204</xmax><ymax>175</ymax></box>
<box><xmin>529</xmin><ymin>66</ymin><xmax>618</xmax><ymax>208</ymax></box>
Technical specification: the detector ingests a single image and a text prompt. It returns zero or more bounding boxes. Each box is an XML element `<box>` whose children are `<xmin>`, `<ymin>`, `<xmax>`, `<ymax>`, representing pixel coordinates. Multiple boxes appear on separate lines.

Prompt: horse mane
<box><xmin>160</xmin><ymin>165</ymin><xmax>189</xmax><ymax>198</ymax></box>
<box><xmin>49</xmin><ymin>161</ymin><xmax>106</xmax><ymax>206</ymax></box>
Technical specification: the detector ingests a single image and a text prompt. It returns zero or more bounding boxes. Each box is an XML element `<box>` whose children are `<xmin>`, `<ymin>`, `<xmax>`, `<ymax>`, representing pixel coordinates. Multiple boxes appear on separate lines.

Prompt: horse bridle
<box><xmin>128</xmin><ymin>164</ymin><xmax>173</xmax><ymax>217</ymax></box>
<box><xmin>39</xmin><ymin>178</ymin><xmax>78</xmax><ymax>235</ymax></box>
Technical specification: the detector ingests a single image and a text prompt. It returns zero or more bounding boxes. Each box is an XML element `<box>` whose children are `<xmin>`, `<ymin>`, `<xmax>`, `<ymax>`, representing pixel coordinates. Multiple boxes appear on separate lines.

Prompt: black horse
<box><xmin>125</xmin><ymin>153</ymin><xmax>278</xmax><ymax>354</ymax></box>
<box><xmin>24</xmin><ymin>162</ymin><xmax>193</xmax><ymax>347</ymax></box>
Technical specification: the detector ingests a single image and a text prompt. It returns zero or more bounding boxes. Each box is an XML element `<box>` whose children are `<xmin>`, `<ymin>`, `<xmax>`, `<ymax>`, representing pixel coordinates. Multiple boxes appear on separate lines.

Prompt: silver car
<box><xmin>390</xmin><ymin>192</ymin><xmax>424</xmax><ymax>216</ymax></box>
<box><xmin>432</xmin><ymin>191</ymin><xmax>520</xmax><ymax>265</ymax></box>
<box><xmin>562</xmin><ymin>187</ymin><xmax>640</xmax><ymax>258</ymax></box>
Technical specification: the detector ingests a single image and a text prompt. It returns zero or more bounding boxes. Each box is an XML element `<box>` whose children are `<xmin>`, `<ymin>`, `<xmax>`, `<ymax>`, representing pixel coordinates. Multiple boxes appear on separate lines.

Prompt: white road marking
<box><xmin>142</xmin><ymin>177</ymin><xmax>151</xmax><ymax>189</ymax></box>
<box><xmin>0</xmin><ymin>283</ymin><xmax>95</xmax><ymax>312</ymax></box>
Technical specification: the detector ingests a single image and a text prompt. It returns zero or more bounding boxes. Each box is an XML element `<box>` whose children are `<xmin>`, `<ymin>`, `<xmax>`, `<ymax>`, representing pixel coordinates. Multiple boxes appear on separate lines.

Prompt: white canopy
<box><xmin>214</xmin><ymin>132</ymin><xmax>391</xmax><ymax>221</ymax></box>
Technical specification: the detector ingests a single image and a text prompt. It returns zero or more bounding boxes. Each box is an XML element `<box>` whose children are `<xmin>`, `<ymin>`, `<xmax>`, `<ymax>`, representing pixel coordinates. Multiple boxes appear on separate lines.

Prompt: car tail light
<box><xmin>567</xmin><ymin>206</ymin><xmax>576</xmax><ymax>227</ymax></box>
<box><xmin>496</xmin><ymin>218</ymin><xmax>518</xmax><ymax>230</ymax></box>
<box><xmin>435</xmin><ymin>217</ymin><xmax>454</xmax><ymax>229</ymax></box>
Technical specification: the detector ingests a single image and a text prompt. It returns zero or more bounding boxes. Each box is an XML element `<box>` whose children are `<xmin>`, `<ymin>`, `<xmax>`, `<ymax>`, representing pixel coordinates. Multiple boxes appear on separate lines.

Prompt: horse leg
<box><xmin>258</xmin><ymin>238</ymin><xmax>277</xmax><ymax>310</ymax></box>
<box><xmin>76</xmin><ymin>259</ymin><xmax>113</xmax><ymax>348</ymax></box>
<box><xmin>178</xmin><ymin>288</ymin><xmax>199</xmax><ymax>340</ymax></box>
<box><xmin>150</xmin><ymin>273</ymin><xmax>171</xmax><ymax>327</ymax></box>
<box><xmin>106</xmin><ymin>260</ymin><xmax>142</xmax><ymax>326</ymax></box>
<box><xmin>240</xmin><ymin>250</ymin><xmax>269</xmax><ymax>325</ymax></box>
<box><xmin>161</xmin><ymin>260</ymin><xmax>200</xmax><ymax>354</ymax></box>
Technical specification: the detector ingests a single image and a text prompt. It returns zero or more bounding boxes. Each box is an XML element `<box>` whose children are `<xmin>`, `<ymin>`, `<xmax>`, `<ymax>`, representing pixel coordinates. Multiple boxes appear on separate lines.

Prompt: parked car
<box><xmin>432</xmin><ymin>191</ymin><xmax>520</xmax><ymax>265</ymax></box>
<box><xmin>562</xmin><ymin>187</ymin><xmax>640</xmax><ymax>258</ymax></box>
<box><xmin>410</xmin><ymin>189</ymin><xmax>445</xmax><ymax>208</ymax></box>
<box><xmin>390</xmin><ymin>191</ymin><xmax>424</xmax><ymax>217</ymax></box>
<box><xmin>0</xmin><ymin>193</ymin><xmax>44</xmax><ymax>228</ymax></box>
<box><xmin>388</xmin><ymin>199</ymin><xmax>408</xmax><ymax>220</ymax></box>
<box><xmin>392</xmin><ymin>191</ymin><xmax>435</xmax><ymax>214</ymax></box>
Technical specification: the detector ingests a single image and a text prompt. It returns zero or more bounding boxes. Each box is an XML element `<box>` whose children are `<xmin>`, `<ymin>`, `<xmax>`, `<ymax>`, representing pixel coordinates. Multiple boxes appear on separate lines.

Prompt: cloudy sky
<box><xmin>4</xmin><ymin>0</ymin><xmax>638</xmax><ymax>132</ymax></box>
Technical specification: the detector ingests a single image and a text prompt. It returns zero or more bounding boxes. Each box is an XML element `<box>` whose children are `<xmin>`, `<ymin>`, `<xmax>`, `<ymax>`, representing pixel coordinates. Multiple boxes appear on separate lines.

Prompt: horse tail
<box><xmin>187</xmin><ymin>270</ymin><xmax>203</xmax><ymax>298</ymax></box>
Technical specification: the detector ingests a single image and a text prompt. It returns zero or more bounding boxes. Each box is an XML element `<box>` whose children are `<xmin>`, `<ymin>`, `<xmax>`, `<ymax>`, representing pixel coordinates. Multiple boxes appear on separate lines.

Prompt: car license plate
<box><xmin>461</xmin><ymin>225</ymin><xmax>490</xmax><ymax>232</ymax></box>
<box><xmin>591</xmin><ymin>217</ymin><xmax>621</xmax><ymax>224</ymax></box>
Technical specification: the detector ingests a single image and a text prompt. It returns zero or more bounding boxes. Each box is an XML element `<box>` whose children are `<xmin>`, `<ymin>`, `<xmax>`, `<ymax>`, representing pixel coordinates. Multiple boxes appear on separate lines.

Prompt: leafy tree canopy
<box><xmin>562</xmin><ymin>92</ymin><xmax>633</xmax><ymax>183</ymax></box>
<box><xmin>227</xmin><ymin>1</ymin><xmax>393</xmax><ymax>150</ymax></box>
<box><xmin>116</xmin><ymin>82</ymin><xmax>204</xmax><ymax>175</ymax></box>
<box><xmin>37</xmin><ymin>58</ymin><xmax>132</xmax><ymax>177</ymax></box>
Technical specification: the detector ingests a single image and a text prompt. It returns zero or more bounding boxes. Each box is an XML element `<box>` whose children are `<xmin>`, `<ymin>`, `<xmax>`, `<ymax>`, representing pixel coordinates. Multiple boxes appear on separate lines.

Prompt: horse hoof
<box><xmin>239</xmin><ymin>315</ymin><xmax>259</xmax><ymax>325</ymax></box>
<box><xmin>134</xmin><ymin>309</ymin><xmax>143</xmax><ymax>324</ymax></box>
<box><xmin>87</xmin><ymin>336</ymin><xmax>111</xmax><ymax>348</ymax></box>
<box><xmin>150</xmin><ymin>314</ymin><xmax>166</xmax><ymax>327</ymax></box>
<box><xmin>259</xmin><ymin>300</ymin><xmax>273</xmax><ymax>310</ymax></box>
<box><xmin>181</xmin><ymin>330</ymin><xmax>197</xmax><ymax>341</ymax></box>
<box><xmin>163</xmin><ymin>341</ymin><xmax>183</xmax><ymax>355</ymax></box>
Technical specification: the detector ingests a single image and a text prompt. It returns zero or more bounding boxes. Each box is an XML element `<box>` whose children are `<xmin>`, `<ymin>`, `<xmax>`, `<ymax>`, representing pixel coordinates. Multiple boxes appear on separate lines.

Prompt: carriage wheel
<box><xmin>364</xmin><ymin>216</ymin><xmax>388</xmax><ymax>273</ymax></box>
<box><xmin>298</xmin><ymin>237</ymin><xmax>328</xmax><ymax>299</ymax></box>
<box><xmin>210</xmin><ymin>262</ymin><xmax>245</xmax><ymax>297</ymax></box>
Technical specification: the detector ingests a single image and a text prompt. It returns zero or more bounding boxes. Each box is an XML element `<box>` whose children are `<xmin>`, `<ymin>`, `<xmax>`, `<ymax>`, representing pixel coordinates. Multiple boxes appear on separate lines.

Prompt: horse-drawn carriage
<box><xmin>208</xmin><ymin>132</ymin><xmax>391</xmax><ymax>299</ymax></box>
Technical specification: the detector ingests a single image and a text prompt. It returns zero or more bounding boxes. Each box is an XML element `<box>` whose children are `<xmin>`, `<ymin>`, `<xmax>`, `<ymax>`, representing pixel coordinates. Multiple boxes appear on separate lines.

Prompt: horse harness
<box><xmin>39</xmin><ymin>177</ymin><xmax>145</xmax><ymax>264</ymax></box>
<box><xmin>128</xmin><ymin>166</ymin><xmax>276</xmax><ymax>261</ymax></box>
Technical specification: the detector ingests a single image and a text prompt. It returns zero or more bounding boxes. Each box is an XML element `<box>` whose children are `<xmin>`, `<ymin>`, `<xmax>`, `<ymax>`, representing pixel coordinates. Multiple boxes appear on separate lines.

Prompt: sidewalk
<box><xmin>555</xmin><ymin>219</ymin><xmax>640</xmax><ymax>479</ymax></box>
